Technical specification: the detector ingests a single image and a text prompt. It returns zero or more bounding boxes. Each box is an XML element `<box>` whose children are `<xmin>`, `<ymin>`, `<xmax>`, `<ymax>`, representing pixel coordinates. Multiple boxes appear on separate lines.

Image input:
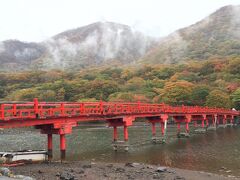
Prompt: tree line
<box><xmin>0</xmin><ymin>56</ymin><xmax>239</xmax><ymax>109</ymax></box>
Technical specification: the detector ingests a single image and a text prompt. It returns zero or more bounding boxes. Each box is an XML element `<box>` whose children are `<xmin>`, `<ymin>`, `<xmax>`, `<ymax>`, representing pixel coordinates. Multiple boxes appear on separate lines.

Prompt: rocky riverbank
<box><xmin>3</xmin><ymin>161</ymin><xmax>239</xmax><ymax>180</ymax></box>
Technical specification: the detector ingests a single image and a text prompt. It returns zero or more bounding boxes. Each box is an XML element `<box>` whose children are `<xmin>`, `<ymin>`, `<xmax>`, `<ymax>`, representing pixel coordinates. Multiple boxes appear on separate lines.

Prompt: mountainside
<box><xmin>0</xmin><ymin>40</ymin><xmax>46</xmax><ymax>71</ymax></box>
<box><xmin>142</xmin><ymin>5</ymin><xmax>240</xmax><ymax>64</ymax></box>
<box><xmin>0</xmin><ymin>22</ymin><xmax>155</xmax><ymax>71</ymax></box>
<box><xmin>0</xmin><ymin>5</ymin><xmax>240</xmax><ymax>71</ymax></box>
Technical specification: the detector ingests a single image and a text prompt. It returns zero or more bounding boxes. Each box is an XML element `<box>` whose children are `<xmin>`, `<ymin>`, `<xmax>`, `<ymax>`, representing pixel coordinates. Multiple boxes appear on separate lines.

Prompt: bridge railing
<box><xmin>0</xmin><ymin>99</ymin><xmax>239</xmax><ymax>121</ymax></box>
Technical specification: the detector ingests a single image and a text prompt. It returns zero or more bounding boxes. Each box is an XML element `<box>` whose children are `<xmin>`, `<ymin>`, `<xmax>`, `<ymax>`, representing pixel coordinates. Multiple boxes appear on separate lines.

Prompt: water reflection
<box><xmin>0</xmin><ymin>125</ymin><xmax>240</xmax><ymax>177</ymax></box>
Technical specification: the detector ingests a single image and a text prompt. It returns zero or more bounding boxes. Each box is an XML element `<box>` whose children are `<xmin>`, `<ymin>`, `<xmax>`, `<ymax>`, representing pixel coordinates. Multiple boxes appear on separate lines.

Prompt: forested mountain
<box><xmin>0</xmin><ymin>57</ymin><xmax>239</xmax><ymax>109</ymax></box>
<box><xmin>0</xmin><ymin>5</ymin><xmax>240</xmax><ymax>70</ymax></box>
<box><xmin>142</xmin><ymin>5</ymin><xmax>240</xmax><ymax>64</ymax></box>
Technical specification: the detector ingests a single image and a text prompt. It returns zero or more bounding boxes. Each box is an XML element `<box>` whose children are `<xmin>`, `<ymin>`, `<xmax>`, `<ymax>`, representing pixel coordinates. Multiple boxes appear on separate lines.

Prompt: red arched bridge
<box><xmin>0</xmin><ymin>98</ymin><xmax>239</xmax><ymax>160</ymax></box>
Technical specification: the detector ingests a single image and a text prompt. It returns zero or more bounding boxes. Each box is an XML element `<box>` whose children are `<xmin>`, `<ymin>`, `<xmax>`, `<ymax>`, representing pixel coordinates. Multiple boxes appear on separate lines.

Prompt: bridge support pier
<box><xmin>60</xmin><ymin>134</ymin><xmax>66</xmax><ymax>162</ymax></box>
<box><xmin>161</xmin><ymin>122</ymin><xmax>165</xmax><ymax>136</ymax></box>
<box><xmin>47</xmin><ymin>134</ymin><xmax>53</xmax><ymax>161</ymax></box>
<box><xmin>113</xmin><ymin>126</ymin><xmax>118</xmax><ymax>141</ymax></box>
<box><xmin>194</xmin><ymin>121</ymin><xmax>197</xmax><ymax>128</ymax></box>
<box><xmin>37</xmin><ymin>122</ymin><xmax>76</xmax><ymax>162</ymax></box>
<box><xmin>227</xmin><ymin>117</ymin><xmax>234</xmax><ymax>127</ymax></box>
<box><xmin>124</xmin><ymin>126</ymin><xmax>128</xmax><ymax>142</ymax></box>
<box><xmin>177</xmin><ymin>123</ymin><xmax>181</xmax><ymax>134</ymax></box>
<box><xmin>108</xmin><ymin>116</ymin><xmax>134</xmax><ymax>151</ymax></box>
<box><xmin>148</xmin><ymin>115</ymin><xmax>168</xmax><ymax>144</ymax></box>
<box><xmin>218</xmin><ymin>115</ymin><xmax>227</xmax><ymax>128</ymax></box>
<box><xmin>185</xmin><ymin>122</ymin><xmax>189</xmax><ymax>133</ymax></box>
<box><xmin>151</xmin><ymin>122</ymin><xmax>156</xmax><ymax>138</ymax></box>
<box><xmin>175</xmin><ymin>115</ymin><xmax>191</xmax><ymax>138</ymax></box>
<box><xmin>194</xmin><ymin>115</ymin><xmax>207</xmax><ymax>134</ymax></box>
<box><xmin>201</xmin><ymin>120</ymin><xmax>205</xmax><ymax>128</ymax></box>
<box><xmin>207</xmin><ymin>115</ymin><xmax>217</xmax><ymax>130</ymax></box>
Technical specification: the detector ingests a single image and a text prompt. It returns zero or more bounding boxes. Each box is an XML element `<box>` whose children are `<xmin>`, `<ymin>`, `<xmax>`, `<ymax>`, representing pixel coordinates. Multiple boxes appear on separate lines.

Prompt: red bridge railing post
<box><xmin>13</xmin><ymin>104</ymin><xmax>17</xmax><ymax>116</ymax></box>
<box><xmin>34</xmin><ymin>98</ymin><xmax>39</xmax><ymax>118</ymax></box>
<box><xmin>60</xmin><ymin>103</ymin><xmax>65</xmax><ymax>116</ymax></box>
<box><xmin>0</xmin><ymin>104</ymin><xmax>4</xmax><ymax>120</ymax></box>
<box><xmin>99</xmin><ymin>101</ymin><xmax>103</xmax><ymax>114</ymax></box>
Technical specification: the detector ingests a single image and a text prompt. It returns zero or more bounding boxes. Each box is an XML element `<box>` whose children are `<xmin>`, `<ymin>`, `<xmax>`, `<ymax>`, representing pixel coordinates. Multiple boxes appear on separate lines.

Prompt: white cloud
<box><xmin>0</xmin><ymin>0</ymin><xmax>239</xmax><ymax>42</ymax></box>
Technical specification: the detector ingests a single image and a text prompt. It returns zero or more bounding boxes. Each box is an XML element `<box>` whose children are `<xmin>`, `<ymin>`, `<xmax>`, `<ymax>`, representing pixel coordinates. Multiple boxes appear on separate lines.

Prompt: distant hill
<box><xmin>0</xmin><ymin>40</ymin><xmax>46</xmax><ymax>71</ymax></box>
<box><xmin>0</xmin><ymin>22</ymin><xmax>155</xmax><ymax>71</ymax></box>
<box><xmin>142</xmin><ymin>5</ymin><xmax>240</xmax><ymax>64</ymax></box>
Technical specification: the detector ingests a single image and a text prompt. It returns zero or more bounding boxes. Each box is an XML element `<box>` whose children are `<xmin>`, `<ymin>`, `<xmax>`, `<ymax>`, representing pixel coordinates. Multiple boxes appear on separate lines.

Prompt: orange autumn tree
<box><xmin>157</xmin><ymin>81</ymin><xmax>195</xmax><ymax>106</ymax></box>
<box><xmin>205</xmin><ymin>90</ymin><xmax>232</xmax><ymax>108</ymax></box>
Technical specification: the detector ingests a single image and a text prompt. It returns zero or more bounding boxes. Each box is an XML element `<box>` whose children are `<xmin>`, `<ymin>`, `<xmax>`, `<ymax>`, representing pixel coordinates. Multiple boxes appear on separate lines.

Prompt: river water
<box><xmin>1</xmin><ymin>123</ymin><xmax>240</xmax><ymax>177</ymax></box>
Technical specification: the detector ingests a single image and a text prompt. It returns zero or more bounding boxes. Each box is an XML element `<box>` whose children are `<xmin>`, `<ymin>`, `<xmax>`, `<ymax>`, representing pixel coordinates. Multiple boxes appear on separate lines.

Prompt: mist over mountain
<box><xmin>0</xmin><ymin>5</ymin><xmax>240</xmax><ymax>71</ymax></box>
<box><xmin>0</xmin><ymin>40</ymin><xmax>46</xmax><ymax>71</ymax></box>
<box><xmin>142</xmin><ymin>5</ymin><xmax>240</xmax><ymax>64</ymax></box>
<box><xmin>0</xmin><ymin>22</ymin><xmax>155</xmax><ymax>71</ymax></box>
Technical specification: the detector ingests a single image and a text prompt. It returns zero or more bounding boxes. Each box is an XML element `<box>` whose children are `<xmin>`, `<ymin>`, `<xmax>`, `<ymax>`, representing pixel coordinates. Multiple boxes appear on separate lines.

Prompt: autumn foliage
<box><xmin>0</xmin><ymin>57</ymin><xmax>239</xmax><ymax>109</ymax></box>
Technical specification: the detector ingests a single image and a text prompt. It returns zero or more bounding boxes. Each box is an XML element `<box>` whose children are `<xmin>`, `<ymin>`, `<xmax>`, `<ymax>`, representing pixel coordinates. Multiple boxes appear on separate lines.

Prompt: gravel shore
<box><xmin>7</xmin><ymin>161</ymin><xmax>239</xmax><ymax>180</ymax></box>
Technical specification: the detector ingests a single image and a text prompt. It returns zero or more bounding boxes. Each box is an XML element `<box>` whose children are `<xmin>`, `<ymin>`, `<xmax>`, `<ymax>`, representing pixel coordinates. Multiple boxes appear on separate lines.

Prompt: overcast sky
<box><xmin>0</xmin><ymin>0</ymin><xmax>239</xmax><ymax>42</ymax></box>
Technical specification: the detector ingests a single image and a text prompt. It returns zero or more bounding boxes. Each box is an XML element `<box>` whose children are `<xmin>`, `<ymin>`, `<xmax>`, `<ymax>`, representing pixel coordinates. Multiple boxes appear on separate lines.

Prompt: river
<box><xmin>1</xmin><ymin>123</ymin><xmax>240</xmax><ymax>177</ymax></box>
